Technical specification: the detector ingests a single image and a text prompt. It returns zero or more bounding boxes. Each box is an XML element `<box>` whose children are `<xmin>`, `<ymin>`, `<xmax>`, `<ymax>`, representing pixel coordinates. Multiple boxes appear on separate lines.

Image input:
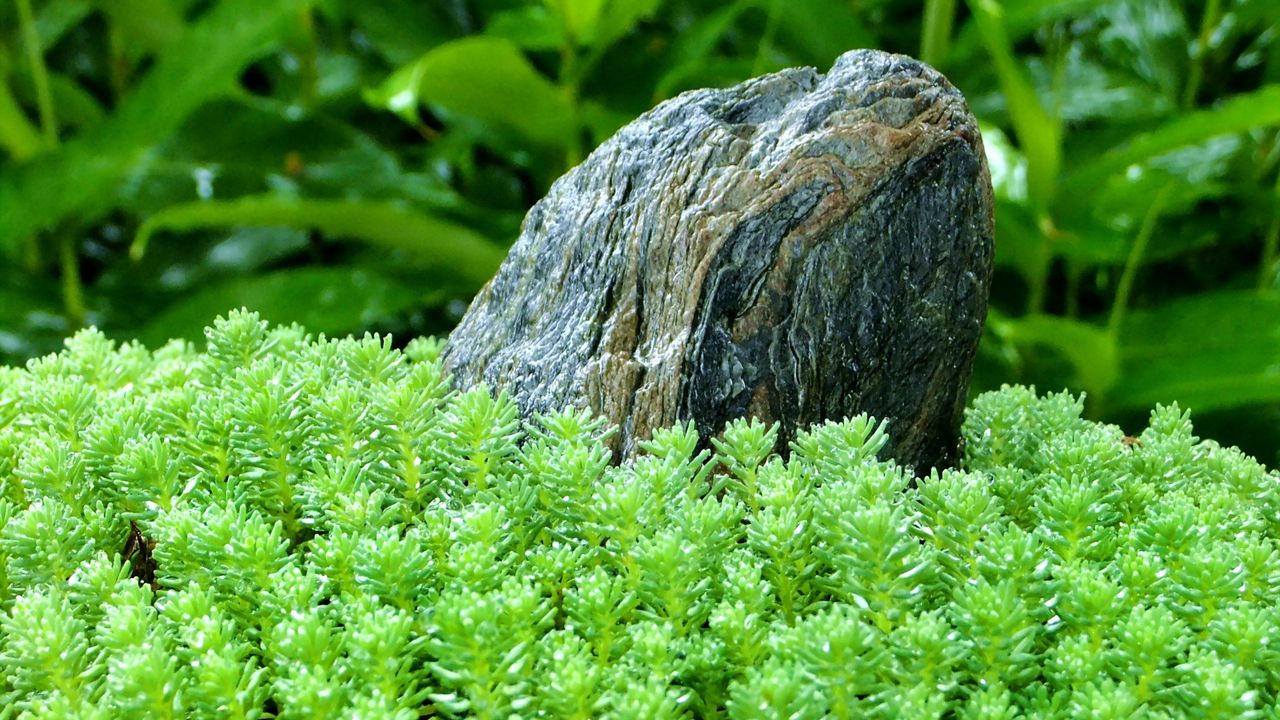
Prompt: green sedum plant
<box><xmin>2</xmin><ymin>309</ymin><xmax>1279</xmax><ymax>718</ymax></box>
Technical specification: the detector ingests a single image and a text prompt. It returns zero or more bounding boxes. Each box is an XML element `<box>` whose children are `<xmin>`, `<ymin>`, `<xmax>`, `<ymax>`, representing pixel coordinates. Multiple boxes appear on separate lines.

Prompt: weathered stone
<box><xmin>443</xmin><ymin>49</ymin><xmax>994</xmax><ymax>474</ymax></box>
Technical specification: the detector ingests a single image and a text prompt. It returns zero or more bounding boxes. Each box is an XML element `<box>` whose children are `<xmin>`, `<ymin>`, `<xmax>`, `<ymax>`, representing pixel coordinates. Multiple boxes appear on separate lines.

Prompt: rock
<box><xmin>443</xmin><ymin>49</ymin><xmax>994</xmax><ymax>474</ymax></box>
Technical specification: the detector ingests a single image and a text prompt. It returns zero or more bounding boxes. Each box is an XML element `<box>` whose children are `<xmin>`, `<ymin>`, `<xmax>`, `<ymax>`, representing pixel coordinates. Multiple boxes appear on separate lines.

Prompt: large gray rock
<box><xmin>444</xmin><ymin>49</ymin><xmax>994</xmax><ymax>474</ymax></box>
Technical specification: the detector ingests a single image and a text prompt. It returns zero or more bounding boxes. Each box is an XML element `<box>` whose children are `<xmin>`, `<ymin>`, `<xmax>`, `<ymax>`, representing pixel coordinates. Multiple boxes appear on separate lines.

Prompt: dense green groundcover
<box><xmin>1</xmin><ymin>310</ymin><xmax>1279</xmax><ymax>719</ymax></box>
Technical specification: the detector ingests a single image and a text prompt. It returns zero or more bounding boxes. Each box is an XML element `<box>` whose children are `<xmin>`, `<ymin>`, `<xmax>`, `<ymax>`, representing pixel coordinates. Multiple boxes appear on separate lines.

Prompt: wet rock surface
<box><xmin>443</xmin><ymin>49</ymin><xmax>994</xmax><ymax>474</ymax></box>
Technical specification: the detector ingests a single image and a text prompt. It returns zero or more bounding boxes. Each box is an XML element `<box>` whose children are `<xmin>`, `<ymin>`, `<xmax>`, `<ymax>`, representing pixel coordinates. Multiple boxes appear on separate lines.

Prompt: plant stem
<box><xmin>107</xmin><ymin>15</ymin><xmax>128</xmax><ymax>102</ymax></box>
<box><xmin>920</xmin><ymin>0</ymin><xmax>957</xmax><ymax>67</ymax></box>
<box><xmin>558</xmin><ymin>33</ymin><xmax>583</xmax><ymax>169</ymax></box>
<box><xmin>1108</xmin><ymin>185</ymin><xmax>1173</xmax><ymax>337</ymax></box>
<box><xmin>1260</xmin><ymin>171</ymin><xmax>1280</xmax><ymax>289</ymax></box>
<box><xmin>59</xmin><ymin>231</ymin><xmax>85</xmax><ymax>327</ymax></box>
<box><xmin>1064</xmin><ymin>259</ymin><xmax>1081</xmax><ymax>318</ymax></box>
<box><xmin>1026</xmin><ymin>213</ymin><xmax>1054</xmax><ymax>315</ymax></box>
<box><xmin>14</xmin><ymin>0</ymin><xmax>58</xmax><ymax>146</ymax></box>
<box><xmin>297</xmin><ymin>6</ymin><xmax>318</xmax><ymax>108</ymax></box>
<box><xmin>16</xmin><ymin>0</ymin><xmax>85</xmax><ymax>322</ymax></box>
<box><xmin>752</xmin><ymin>0</ymin><xmax>781</xmax><ymax>76</ymax></box>
<box><xmin>1182</xmin><ymin>0</ymin><xmax>1221</xmax><ymax>108</ymax></box>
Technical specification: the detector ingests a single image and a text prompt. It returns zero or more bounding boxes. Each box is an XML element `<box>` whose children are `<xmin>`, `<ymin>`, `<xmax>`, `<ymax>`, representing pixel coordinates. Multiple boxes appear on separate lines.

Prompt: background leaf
<box><xmin>365</xmin><ymin>36</ymin><xmax>573</xmax><ymax>146</ymax></box>
<box><xmin>137</xmin><ymin>267</ymin><xmax>421</xmax><ymax>347</ymax></box>
<box><xmin>485</xmin><ymin>6</ymin><xmax>563</xmax><ymax>51</ymax></box>
<box><xmin>965</xmin><ymin>0</ymin><xmax>1062</xmax><ymax>209</ymax></box>
<box><xmin>991</xmin><ymin>312</ymin><xmax>1120</xmax><ymax>397</ymax></box>
<box><xmin>1</xmin><ymin>0</ymin><xmax>1279</xmax><ymax>460</ymax></box>
<box><xmin>133</xmin><ymin>197</ymin><xmax>506</xmax><ymax>285</ymax></box>
<box><xmin>1064</xmin><ymin>84</ymin><xmax>1280</xmax><ymax>197</ymax></box>
<box><xmin>0</xmin><ymin>0</ymin><xmax>306</xmax><ymax>248</ymax></box>
<box><xmin>1109</xmin><ymin>290</ymin><xmax>1280</xmax><ymax>412</ymax></box>
<box><xmin>0</xmin><ymin>81</ymin><xmax>42</xmax><ymax>160</ymax></box>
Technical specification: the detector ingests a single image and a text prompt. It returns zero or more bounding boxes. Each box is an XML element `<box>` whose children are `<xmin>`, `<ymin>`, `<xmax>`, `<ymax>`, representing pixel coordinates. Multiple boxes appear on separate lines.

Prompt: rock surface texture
<box><xmin>444</xmin><ymin>49</ymin><xmax>994</xmax><ymax>474</ymax></box>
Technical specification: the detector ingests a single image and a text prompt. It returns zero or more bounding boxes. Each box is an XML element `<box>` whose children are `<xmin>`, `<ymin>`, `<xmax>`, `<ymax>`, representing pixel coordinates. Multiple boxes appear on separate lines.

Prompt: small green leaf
<box><xmin>1110</xmin><ymin>290</ymin><xmax>1280</xmax><ymax>412</ymax></box>
<box><xmin>136</xmin><ymin>267</ymin><xmax>420</xmax><ymax>348</ymax></box>
<box><xmin>132</xmin><ymin>196</ymin><xmax>506</xmax><ymax>286</ymax></box>
<box><xmin>1065</xmin><ymin>85</ymin><xmax>1280</xmax><ymax>196</ymax></box>
<box><xmin>367</xmin><ymin>36</ymin><xmax>572</xmax><ymax>146</ymax></box>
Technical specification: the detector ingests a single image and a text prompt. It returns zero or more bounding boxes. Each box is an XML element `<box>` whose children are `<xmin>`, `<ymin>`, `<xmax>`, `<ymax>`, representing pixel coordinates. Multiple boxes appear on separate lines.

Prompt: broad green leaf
<box><xmin>991</xmin><ymin>313</ymin><xmax>1119</xmax><ymax>396</ymax></box>
<box><xmin>1108</xmin><ymin>290</ymin><xmax>1280</xmax><ymax>412</ymax></box>
<box><xmin>366</xmin><ymin>37</ymin><xmax>572</xmax><ymax>146</ymax></box>
<box><xmin>314</xmin><ymin>54</ymin><xmax>362</xmax><ymax>102</ymax></box>
<box><xmin>96</xmin><ymin>226</ymin><xmax>310</xmax><ymax>303</ymax></box>
<box><xmin>0</xmin><ymin>0</ymin><xmax>305</xmax><ymax>250</ymax></box>
<box><xmin>1231</xmin><ymin>0</ymin><xmax>1280</xmax><ymax>28</ymax></box>
<box><xmin>965</xmin><ymin>0</ymin><xmax>1062</xmax><ymax>209</ymax></box>
<box><xmin>1064</xmin><ymin>85</ymin><xmax>1280</xmax><ymax>196</ymax></box>
<box><xmin>136</xmin><ymin>268</ymin><xmax>420</xmax><ymax>348</ymax></box>
<box><xmin>132</xmin><ymin>196</ymin><xmax>505</xmax><ymax>286</ymax></box>
<box><xmin>1142</xmin><ymin>134</ymin><xmax>1243</xmax><ymax>187</ymax></box>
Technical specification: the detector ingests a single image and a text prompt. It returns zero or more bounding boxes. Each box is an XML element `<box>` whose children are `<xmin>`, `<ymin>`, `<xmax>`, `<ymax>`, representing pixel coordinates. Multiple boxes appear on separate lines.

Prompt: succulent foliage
<box><xmin>1</xmin><ymin>310</ymin><xmax>1279</xmax><ymax>718</ymax></box>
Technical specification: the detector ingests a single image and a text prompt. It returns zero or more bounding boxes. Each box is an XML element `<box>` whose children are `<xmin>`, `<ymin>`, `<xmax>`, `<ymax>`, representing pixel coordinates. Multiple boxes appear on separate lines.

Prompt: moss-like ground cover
<box><xmin>1</xmin><ymin>310</ymin><xmax>1278</xmax><ymax>718</ymax></box>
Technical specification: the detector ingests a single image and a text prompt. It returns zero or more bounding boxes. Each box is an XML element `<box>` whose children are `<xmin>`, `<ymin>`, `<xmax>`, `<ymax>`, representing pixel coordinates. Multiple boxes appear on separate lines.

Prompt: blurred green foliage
<box><xmin>1</xmin><ymin>0</ymin><xmax>1279</xmax><ymax>460</ymax></box>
